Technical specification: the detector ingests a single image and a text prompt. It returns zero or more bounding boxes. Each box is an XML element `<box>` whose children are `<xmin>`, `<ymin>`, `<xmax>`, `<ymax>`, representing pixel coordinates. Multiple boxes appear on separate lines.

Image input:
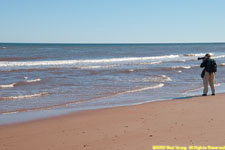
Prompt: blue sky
<box><xmin>0</xmin><ymin>0</ymin><xmax>225</xmax><ymax>43</ymax></box>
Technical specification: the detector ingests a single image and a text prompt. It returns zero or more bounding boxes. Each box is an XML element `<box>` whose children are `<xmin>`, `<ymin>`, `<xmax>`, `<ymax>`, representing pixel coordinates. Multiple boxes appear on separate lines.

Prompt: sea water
<box><xmin>0</xmin><ymin>43</ymin><xmax>225</xmax><ymax>124</ymax></box>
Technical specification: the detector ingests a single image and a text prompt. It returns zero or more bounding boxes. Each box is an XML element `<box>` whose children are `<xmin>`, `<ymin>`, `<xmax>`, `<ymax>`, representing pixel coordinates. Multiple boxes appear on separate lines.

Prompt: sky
<box><xmin>0</xmin><ymin>0</ymin><xmax>225</xmax><ymax>43</ymax></box>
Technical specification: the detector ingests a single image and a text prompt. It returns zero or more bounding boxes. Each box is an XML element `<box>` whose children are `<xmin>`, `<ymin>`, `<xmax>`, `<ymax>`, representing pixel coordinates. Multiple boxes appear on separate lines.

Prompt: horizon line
<box><xmin>1</xmin><ymin>41</ymin><xmax>225</xmax><ymax>45</ymax></box>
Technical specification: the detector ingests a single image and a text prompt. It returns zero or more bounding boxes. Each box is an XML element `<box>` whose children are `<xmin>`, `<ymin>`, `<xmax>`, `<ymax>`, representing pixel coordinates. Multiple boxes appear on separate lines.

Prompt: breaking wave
<box><xmin>0</xmin><ymin>83</ymin><xmax>16</xmax><ymax>88</ymax></box>
<box><xmin>213</xmin><ymin>55</ymin><xmax>225</xmax><ymax>59</ymax></box>
<box><xmin>156</xmin><ymin>75</ymin><xmax>172</xmax><ymax>82</ymax></box>
<box><xmin>26</xmin><ymin>78</ymin><xmax>41</xmax><ymax>83</ymax></box>
<box><xmin>0</xmin><ymin>55</ymin><xmax>180</xmax><ymax>68</ymax></box>
<box><xmin>78</xmin><ymin>65</ymin><xmax>119</xmax><ymax>69</ymax></box>
<box><xmin>115</xmin><ymin>83</ymin><xmax>164</xmax><ymax>95</ymax></box>
<box><xmin>0</xmin><ymin>92</ymin><xmax>49</xmax><ymax>101</ymax></box>
<box><xmin>1</xmin><ymin>53</ymin><xmax>224</xmax><ymax>71</ymax></box>
<box><xmin>135</xmin><ymin>75</ymin><xmax>171</xmax><ymax>83</ymax></box>
<box><xmin>138</xmin><ymin>61</ymin><xmax>162</xmax><ymax>65</ymax></box>
<box><xmin>0</xmin><ymin>78</ymin><xmax>41</xmax><ymax>88</ymax></box>
<box><xmin>171</xmin><ymin>66</ymin><xmax>192</xmax><ymax>69</ymax></box>
<box><xmin>183</xmin><ymin>53</ymin><xmax>206</xmax><ymax>57</ymax></box>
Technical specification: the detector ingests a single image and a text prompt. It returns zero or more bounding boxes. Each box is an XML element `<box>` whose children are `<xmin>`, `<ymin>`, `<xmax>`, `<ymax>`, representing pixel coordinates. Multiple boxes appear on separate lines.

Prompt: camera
<box><xmin>197</xmin><ymin>57</ymin><xmax>205</xmax><ymax>60</ymax></box>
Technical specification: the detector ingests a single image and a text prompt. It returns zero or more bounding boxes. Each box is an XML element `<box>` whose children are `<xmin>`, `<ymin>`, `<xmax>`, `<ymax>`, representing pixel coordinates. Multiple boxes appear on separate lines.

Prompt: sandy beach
<box><xmin>1</xmin><ymin>0</ymin><xmax>225</xmax><ymax>149</ymax></box>
<box><xmin>1</xmin><ymin>94</ymin><xmax>225</xmax><ymax>150</ymax></box>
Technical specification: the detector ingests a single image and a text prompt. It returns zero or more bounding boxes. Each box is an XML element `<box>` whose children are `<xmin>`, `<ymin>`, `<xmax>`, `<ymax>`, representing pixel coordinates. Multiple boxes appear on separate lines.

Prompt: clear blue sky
<box><xmin>0</xmin><ymin>0</ymin><xmax>225</xmax><ymax>43</ymax></box>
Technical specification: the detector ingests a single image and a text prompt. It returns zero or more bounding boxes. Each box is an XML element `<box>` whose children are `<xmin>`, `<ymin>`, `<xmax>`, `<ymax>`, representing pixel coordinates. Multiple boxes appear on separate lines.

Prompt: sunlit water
<box><xmin>1</xmin><ymin>43</ymin><xmax>225</xmax><ymax>125</ymax></box>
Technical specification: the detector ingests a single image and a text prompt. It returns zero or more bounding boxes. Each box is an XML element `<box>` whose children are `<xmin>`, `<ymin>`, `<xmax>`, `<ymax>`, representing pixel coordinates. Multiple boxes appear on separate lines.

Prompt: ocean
<box><xmin>1</xmin><ymin>43</ymin><xmax>225</xmax><ymax>125</ymax></box>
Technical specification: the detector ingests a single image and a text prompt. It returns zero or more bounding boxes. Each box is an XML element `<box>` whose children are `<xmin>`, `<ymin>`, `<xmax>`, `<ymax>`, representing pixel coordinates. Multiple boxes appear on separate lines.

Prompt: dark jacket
<box><xmin>200</xmin><ymin>58</ymin><xmax>210</xmax><ymax>78</ymax></box>
<box><xmin>200</xmin><ymin>58</ymin><xmax>209</xmax><ymax>69</ymax></box>
<box><xmin>200</xmin><ymin>58</ymin><xmax>216</xmax><ymax>78</ymax></box>
<box><xmin>200</xmin><ymin>58</ymin><xmax>216</xmax><ymax>71</ymax></box>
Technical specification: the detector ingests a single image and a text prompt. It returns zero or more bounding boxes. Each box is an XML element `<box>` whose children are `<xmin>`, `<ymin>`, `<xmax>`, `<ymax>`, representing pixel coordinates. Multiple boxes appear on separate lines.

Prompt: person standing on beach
<box><xmin>200</xmin><ymin>53</ymin><xmax>217</xmax><ymax>96</ymax></box>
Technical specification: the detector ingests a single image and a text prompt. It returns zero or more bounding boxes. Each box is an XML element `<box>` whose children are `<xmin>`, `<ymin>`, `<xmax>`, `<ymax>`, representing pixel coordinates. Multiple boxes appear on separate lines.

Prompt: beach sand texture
<box><xmin>1</xmin><ymin>94</ymin><xmax>225</xmax><ymax>150</ymax></box>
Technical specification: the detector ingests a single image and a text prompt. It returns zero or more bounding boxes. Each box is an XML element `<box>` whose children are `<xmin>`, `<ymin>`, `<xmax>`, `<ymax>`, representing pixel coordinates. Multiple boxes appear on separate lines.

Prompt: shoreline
<box><xmin>0</xmin><ymin>94</ymin><xmax>200</xmax><ymax>126</ymax></box>
<box><xmin>1</xmin><ymin>93</ymin><xmax>225</xmax><ymax>149</ymax></box>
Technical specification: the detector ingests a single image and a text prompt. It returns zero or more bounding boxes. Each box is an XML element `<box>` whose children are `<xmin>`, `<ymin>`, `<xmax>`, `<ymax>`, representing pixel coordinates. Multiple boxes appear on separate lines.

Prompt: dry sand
<box><xmin>1</xmin><ymin>94</ymin><xmax>225</xmax><ymax>150</ymax></box>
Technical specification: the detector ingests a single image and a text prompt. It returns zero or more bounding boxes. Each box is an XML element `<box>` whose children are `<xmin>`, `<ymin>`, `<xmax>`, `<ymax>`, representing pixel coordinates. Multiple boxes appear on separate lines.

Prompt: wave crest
<box><xmin>183</xmin><ymin>53</ymin><xmax>206</xmax><ymax>57</ymax></box>
<box><xmin>0</xmin><ymin>78</ymin><xmax>41</xmax><ymax>88</ymax></box>
<box><xmin>26</xmin><ymin>78</ymin><xmax>41</xmax><ymax>83</ymax></box>
<box><xmin>171</xmin><ymin>66</ymin><xmax>192</xmax><ymax>69</ymax></box>
<box><xmin>0</xmin><ymin>55</ymin><xmax>179</xmax><ymax>68</ymax></box>
<box><xmin>0</xmin><ymin>92</ymin><xmax>49</xmax><ymax>101</ymax></box>
<box><xmin>0</xmin><ymin>83</ymin><xmax>16</xmax><ymax>88</ymax></box>
<box><xmin>1</xmin><ymin>53</ymin><xmax>225</xmax><ymax>71</ymax></box>
<box><xmin>116</xmin><ymin>83</ymin><xmax>164</xmax><ymax>95</ymax></box>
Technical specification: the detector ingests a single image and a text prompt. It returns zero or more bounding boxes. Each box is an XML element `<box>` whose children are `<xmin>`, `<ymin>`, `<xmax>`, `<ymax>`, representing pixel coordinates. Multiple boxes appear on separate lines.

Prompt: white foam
<box><xmin>1</xmin><ymin>111</ymin><xmax>18</xmax><ymax>115</ymax></box>
<box><xmin>138</xmin><ymin>75</ymin><xmax>172</xmax><ymax>83</ymax></box>
<box><xmin>79</xmin><ymin>65</ymin><xmax>118</xmax><ymax>69</ymax></box>
<box><xmin>181</xmin><ymin>66</ymin><xmax>191</xmax><ymax>69</ymax></box>
<box><xmin>177</xmin><ymin>60</ymin><xmax>186</xmax><ymax>62</ymax></box>
<box><xmin>118</xmin><ymin>83</ymin><xmax>164</xmax><ymax>95</ymax></box>
<box><xmin>139</xmin><ymin>61</ymin><xmax>162</xmax><ymax>65</ymax></box>
<box><xmin>80</xmin><ymin>61</ymin><xmax>162</xmax><ymax>69</ymax></box>
<box><xmin>119</xmin><ymin>83</ymin><xmax>164</xmax><ymax>94</ymax></box>
<box><xmin>0</xmin><ymin>55</ymin><xmax>179</xmax><ymax>68</ymax></box>
<box><xmin>214</xmin><ymin>55</ymin><xmax>225</xmax><ymax>59</ymax></box>
<box><xmin>171</xmin><ymin>66</ymin><xmax>192</xmax><ymax>69</ymax></box>
<box><xmin>0</xmin><ymin>78</ymin><xmax>41</xmax><ymax>88</ymax></box>
<box><xmin>182</xmin><ymin>87</ymin><xmax>203</xmax><ymax>94</ymax></box>
<box><xmin>0</xmin><ymin>92</ymin><xmax>49</xmax><ymax>100</ymax></box>
<box><xmin>183</xmin><ymin>53</ymin><xmax>206</xmax><ymax>57</ymax></box>
<box><xmin>128</xmin><ymin>69</ymin><xmax>134</xmax><ymax>72</ymax></box>
<box><xmin>157</xmin><ymin>75</ymin><xmax>172</xmax><ymax>82</ymax></box>
<box><xmin>26</xmin><ymin>78</ymin><xmax>41</xmax><ymax>83</ymax></box>
<box><xmin>1</xmin><ymin>53</ymin><xmax>224</xmax><ymax>70</ymax></box>
<box><xmin>192</xmin><ymin>53</ymin><xmax>225</xmax><ymax>59</ymax></box>
<box><xmin>0</xmin><ymin>83</ymin><xmax>16</xmax><ymax>88</ymax></box>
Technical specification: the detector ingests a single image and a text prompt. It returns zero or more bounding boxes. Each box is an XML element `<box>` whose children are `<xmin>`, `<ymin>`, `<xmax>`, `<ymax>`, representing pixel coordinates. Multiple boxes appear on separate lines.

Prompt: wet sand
<box><xmin>1</xmin><ymin>94</ymin><xmax>225</xmax><ymax>150</ymax></box>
